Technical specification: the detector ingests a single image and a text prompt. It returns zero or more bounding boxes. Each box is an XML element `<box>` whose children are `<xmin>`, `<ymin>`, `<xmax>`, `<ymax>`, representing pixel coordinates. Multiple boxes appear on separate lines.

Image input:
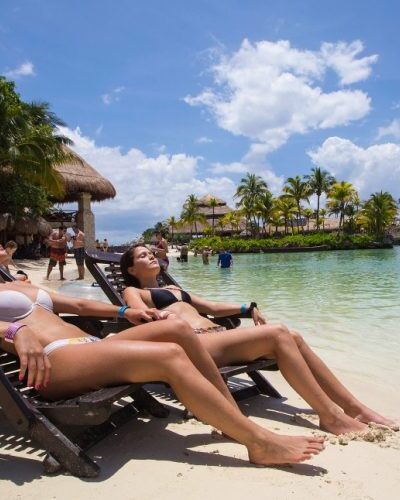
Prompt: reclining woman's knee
<box><xmin>163</xmin><ymin>318</ymin><xmax>197</xmax><ymax>345</ymax></box>
<box><xmin>161</xmin><ymin>342</ymin><xmax>191</xmax><ymax>381</ymax></box>
<box><xmin>290</xmin><ymin>330</ymin><xmax>305</xmax><ymax>348</ymax></box>
<box><xmin>271</xmin><ymin>323</ymin><xmax>295</xmax><ymax>348</ymax></box>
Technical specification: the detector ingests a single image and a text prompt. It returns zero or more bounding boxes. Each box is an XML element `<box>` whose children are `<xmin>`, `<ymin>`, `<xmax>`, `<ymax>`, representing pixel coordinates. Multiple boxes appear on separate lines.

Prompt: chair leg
<box><xmin>30</xmin><ymin>410</ymin><xmax>100</xmax><ymax>478</ymax></box>
<box><xmin>133</xmin><ymin>387</ymin><xmax>170</xmax><ymax>418</ymax></box>
<box><xmin>248</xmin><ymin>370</ymin><xmax>282</xmax><ymax>398</ymax></box>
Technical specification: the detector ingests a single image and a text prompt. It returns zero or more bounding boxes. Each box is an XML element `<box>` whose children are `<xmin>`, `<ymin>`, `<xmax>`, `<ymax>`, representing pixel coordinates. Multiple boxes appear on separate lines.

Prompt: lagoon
<box><xmin>168</xmin><ymin>247</ymin><xmax>400</xmax><ymax>386</ymax></box>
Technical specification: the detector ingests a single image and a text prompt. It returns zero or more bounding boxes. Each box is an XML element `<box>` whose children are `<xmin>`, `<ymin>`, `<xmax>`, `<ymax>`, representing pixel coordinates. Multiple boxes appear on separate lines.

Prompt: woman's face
<box><xmin>128</xmin><ymin>246</ymin><xmax>160</xmax><ymax>280</ymax></box>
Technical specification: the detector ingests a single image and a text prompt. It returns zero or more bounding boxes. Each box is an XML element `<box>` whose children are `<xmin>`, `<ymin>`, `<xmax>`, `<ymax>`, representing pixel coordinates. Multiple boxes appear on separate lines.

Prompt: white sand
<box><xmin>1</xmin><ymin>259</ymin><xmax>399</xmax><ymax>499</ymax></box>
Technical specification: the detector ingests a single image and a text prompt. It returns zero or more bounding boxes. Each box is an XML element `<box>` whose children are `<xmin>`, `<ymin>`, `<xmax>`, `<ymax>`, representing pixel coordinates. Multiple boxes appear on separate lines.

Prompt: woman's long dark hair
<box><xmin>120</xmin><ymin>245</ymin><xmax>145</xmax><ymax>288</ymax></box>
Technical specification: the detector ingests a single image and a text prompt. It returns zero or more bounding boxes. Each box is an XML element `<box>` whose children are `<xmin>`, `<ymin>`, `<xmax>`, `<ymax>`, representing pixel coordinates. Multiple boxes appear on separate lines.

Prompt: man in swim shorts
<box><xmin>72</xmin><ymin>226</ymin><xmax>86</xmax><ymax>280</ymax></box>
<box><xmin>46</xmin><ymin>227</ymin><xmax>68</xmax><ymax>280</ymax></box>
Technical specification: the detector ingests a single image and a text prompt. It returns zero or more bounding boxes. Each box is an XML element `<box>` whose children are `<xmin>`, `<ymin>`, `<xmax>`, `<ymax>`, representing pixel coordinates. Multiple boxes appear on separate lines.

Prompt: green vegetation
<box><xmin>190</xmin><ymin>233</ymin><xmax>380</xmax><ymax>253</ymax></box>
<box><xmin>0</xmin><ymin>76</ymin><xmax>78</xmax><ymax>219</ymax></box>
<box><xmin>158</xmin><ymin>168</ymin><xmax>398</xmax><ymax>248</ymax></box>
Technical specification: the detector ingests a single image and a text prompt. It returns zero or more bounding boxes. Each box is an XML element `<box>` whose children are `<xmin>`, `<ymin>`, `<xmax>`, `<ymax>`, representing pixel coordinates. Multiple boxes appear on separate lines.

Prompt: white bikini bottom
<box><xmin>44</xmin><ymin>336</ymin><xmax>101</xmax><ymax>356</ymax></box>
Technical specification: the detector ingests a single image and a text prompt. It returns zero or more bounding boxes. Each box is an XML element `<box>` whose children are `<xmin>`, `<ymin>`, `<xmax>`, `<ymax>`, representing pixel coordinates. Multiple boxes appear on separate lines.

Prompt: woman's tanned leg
<box><xmin>41</xmin><ymin>339</ymin><xmax>325</xmax><ymax>466</ymax></box>
<box><xmin>198</xmin><ymin>324</ymin><xmax>367</xmax><ymax>435</ymax></box>
<box><xmin>106</xmin><ymin>319</ymin><xmax>239</xmax><ymax>408</ymax></box>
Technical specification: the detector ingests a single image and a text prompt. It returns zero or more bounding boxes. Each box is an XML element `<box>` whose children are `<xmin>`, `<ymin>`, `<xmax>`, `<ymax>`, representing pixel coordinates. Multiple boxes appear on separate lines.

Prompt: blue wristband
<box><xmin>118</xmin><ymin>305</ymin><xmax>130</xmax><ymax>317</ymax></box>
<box><xmin>240</xmin><ymin>304</ymin><xmax>247</xmax><ymax>315</ymax></box>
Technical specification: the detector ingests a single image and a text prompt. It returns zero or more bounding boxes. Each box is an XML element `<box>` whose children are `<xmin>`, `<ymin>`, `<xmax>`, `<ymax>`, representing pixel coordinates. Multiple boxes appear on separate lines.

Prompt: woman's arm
<box><xmin>50</xmin><ymin>290</ymin><xmax>163</xmax><ymax>324</ymax></box>
<box><xmin>189</xmin><ymin>294</ymin><xmax>266</xmax><ymax>324</ymax></box>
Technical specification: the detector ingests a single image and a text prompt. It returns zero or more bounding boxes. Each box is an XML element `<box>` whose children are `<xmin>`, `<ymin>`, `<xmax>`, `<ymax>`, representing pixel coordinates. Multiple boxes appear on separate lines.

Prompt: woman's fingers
<box><xmin>26</xmin><ymin>353</ymin><xmax>38</xmax><ymax>387</ymax></box>
<box><xmin>43</xmin><ymin>356</ymin><xmax>51</xmax><ymax>388</ymax></box>
<box><xmin>147</xmin><ymin>308</ymin><xmax>162</xmax><ymax>320</ymax></box>
<box><xmin>19</xmin><ymin>353</ymin><xmax>28</xmax><ymax>381</ymax></box>
<box><xmin>34</xmin><ymin>355</ymin><xmax>46</xmax><ymax>389</ymax></box>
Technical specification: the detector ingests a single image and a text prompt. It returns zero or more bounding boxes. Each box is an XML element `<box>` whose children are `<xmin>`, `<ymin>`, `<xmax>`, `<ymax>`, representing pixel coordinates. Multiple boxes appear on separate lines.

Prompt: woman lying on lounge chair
<box><xmin>120</xmin><ymin>245</ymin><xmax>398</xmax><ymax>435</ymax></box>
<box><xmin>0</xmin><ymin>280</ymin><xmax>325</xmax><ymax>466</ymax></box>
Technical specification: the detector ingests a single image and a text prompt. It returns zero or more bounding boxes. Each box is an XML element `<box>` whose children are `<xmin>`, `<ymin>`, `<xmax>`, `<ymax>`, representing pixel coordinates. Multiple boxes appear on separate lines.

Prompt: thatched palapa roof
<box><xmin>196</xmin><ymin>194</ymin><xmax>226</xmax><ymax>207</ymax></box>
<box><xmin>52</xmin><ymin>147</ymin><xmax>116</xmax><ymax>203</ymax></box>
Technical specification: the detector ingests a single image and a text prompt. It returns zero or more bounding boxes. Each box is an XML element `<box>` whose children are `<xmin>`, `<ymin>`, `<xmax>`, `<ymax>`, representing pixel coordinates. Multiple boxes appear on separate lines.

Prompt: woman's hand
<box><xmin>124</xmin><ymin>307</ymin><xmax>164</xmax><ymax>325</ymax></box>
<box><xmin>13</xmin><ymin>327</ymin><xmax>51</xmax><ymax>389</ymax></box>
<box><xmin>252</xmin><ymin>307</ymin><xmax>267</xmax><ymax>325</ymax></box>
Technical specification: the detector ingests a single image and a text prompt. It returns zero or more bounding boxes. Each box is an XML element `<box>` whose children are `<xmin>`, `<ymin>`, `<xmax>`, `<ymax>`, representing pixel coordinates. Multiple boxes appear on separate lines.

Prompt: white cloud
<box><xmin>320</xmin><ymin>41</ymin><xmax>378</xmax><ymax>85</ymax></box>
<box><xmin>185</xmin><ymin>39</ymin><xmax>376</xmax><ymax>153</ymax></box>
<box><xmin>308</xmin><ymin>137</ymin><xmax>400</xmax><ymax>198</ymax></box>
<box><xmin>101</xmin><ymin>86</ymin><xmax>125</xmax><ymax>105</ymax></box>
<box><xmin>196</xmin><ymin>136</ymin><xmax>213</xmax><ymax>144</ymax></box>
<box><xmin>59</xmin><ymin>127</ymin><xmax>237</xmax><ymax>225</ymax></box>
<box><xmin>95</xmin><ymin>124</ymin><xmax>103</xmax><ymax>136</ymax></box>
<box><xmin>377</xmin><ymin>119</ymin><xmax>400</xmax><ymax>140</ymax></box>
<box><xmin>5</xmin><ymin>61</ymin><xmax>35</xmax><ymax>78</ymax></box>
<box><xmin>210</xmin><ymin>142</ymin><xmax>284</xmax><ymax>195</ymax></box>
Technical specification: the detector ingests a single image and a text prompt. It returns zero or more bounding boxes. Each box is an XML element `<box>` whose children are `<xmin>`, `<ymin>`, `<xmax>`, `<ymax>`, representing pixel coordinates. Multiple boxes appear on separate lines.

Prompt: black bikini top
<box><xmin>148</xmin><ymin>287</ymin><xmax>192</xmax><ymax>309</ymax></box>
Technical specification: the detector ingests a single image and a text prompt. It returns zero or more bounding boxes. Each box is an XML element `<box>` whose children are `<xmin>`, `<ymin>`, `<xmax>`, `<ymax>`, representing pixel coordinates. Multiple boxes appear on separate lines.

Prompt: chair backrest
<box><xmin>85</xmin><ymin>250</ymin><xmax>180</xmax><ymax>306</ymax></box>
<box><xmin>0</xmin><ymin>266</ymin><xmax>15</xmax><ymax>282</ymax></box>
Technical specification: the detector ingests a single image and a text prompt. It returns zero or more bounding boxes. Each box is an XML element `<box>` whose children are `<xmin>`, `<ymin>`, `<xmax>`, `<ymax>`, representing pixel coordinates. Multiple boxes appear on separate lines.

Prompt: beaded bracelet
<box><xmin>118</xmin><ymin>305</ymin><xmax>130</xmax><ymax>318</ymax></box>
<box><xmin>4</xmin><ymin>323</ymin><xmax>27</xmax><ymax>343</ymax></box>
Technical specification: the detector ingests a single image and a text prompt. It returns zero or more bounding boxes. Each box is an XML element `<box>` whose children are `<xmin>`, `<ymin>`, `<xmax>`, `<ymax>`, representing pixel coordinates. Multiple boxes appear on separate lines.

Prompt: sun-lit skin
<box><xmin>123</xmin><ymin>246</ymin><xmax>398</xmax><ymax>434</ymax></box>
<box><xmin>0</xmin><ymin>279</ymin><xmax>327</xmax><ymax>466</ymax></box>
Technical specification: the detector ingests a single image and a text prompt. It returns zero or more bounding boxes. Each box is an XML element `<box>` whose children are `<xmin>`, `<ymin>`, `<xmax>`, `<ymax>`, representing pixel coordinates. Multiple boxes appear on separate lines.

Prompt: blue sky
<box><xmin>1</xmin><ymin>0</ymin><xmax>400</xmax><ymax>242</ymax></box>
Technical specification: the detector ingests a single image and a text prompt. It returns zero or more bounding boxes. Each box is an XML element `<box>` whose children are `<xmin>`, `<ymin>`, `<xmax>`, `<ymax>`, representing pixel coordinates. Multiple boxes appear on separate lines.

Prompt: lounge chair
<box><xmin>0</xmin><ymin>267</ymin><xmax>168</xmax><ymax>477</ymax></box>
<box><xmin>85</xmin><ymin>250</ymin><xmax>281</xmax><ymax>403</ymax></box>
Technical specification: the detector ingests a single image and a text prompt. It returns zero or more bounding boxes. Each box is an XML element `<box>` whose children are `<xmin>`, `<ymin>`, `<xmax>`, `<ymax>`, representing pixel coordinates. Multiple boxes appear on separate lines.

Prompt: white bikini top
<box><xmin>0</xmin><ymin>289</ymin><xmax>54</xmax><ymax>322</ymax></box>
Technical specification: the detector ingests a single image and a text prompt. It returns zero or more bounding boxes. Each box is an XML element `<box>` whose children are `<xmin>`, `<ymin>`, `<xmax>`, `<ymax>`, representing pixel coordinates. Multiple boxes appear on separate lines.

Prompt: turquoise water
<box><xmin>168</xmin><ymin>247</ymin><xmax>400</xmax><ymax>383</ymax></box>
<box><xmin>60</xmin><ymin>247</ymin><xmax>400</xmax><ymax>384</ymax></box>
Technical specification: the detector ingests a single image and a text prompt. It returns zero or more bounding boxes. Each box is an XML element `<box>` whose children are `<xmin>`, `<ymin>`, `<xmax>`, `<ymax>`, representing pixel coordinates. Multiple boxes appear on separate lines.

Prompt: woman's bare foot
<box><xmin>347</xmin><ymin>405</ymin><xmax>399</xmax><ymax>430</ymax></box>
<box><xmin>320</xmin><ymin>410</ymin><xmax>367</xmax><ymax>435</ymax></box>
<box><xmin>248</xmin><ymin>433</ymin><xmax>325</xmax><ymax>466</ymax></box>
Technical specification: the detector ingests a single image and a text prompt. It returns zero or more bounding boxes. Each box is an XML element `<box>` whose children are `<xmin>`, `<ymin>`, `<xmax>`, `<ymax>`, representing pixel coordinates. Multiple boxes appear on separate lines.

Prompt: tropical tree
<box><xmin>221</xmin><ymin>211</ymin><xmax>242</xmax><ymax>235</ymax></box>
<box><xmin>208</xmin><ymin>196</ymin><xmax>218</xmax><ymax>234</ymax></box>
<box><xmin>327</xmin><ymin>181</ymin><xmax>358</xmax><ymax>231</ymax></box>
<box><xmin>166</xmin><ymin>216</ymin><xmax>179</xmax><ymax>244</ymax></box>
<box><xmin>255</xmin><ymin>190</ymin><xmax>275</xmax><ymax>236</ymax></box>
<box><xmin>0</xmin><ymin>77</ymin><xmax>79</xmax><ymax>197</ymax></box>
<box><xmin>304</xmin><ymin>167</ymin><xmax>336</xmax><ymax>230</ymax></box>
<box><xmin>283</xmin><ymin>175</ymin><xmax>310</xmax><ymax>232</ymax></box>
<box><xmin>234</xmin><ymin>173</ymin><xmax>268</xmax><ymax>233</ymax></box>
<box><xmin>319</xmin><ymin>208</ymin><xmax>328</xmax><ymax>230</ymax></box>
<box><xmin>360</xmin><ymin>191</ymin><xmax>397</xmax><ymax>237</ymax></box>
<box><xmin>275</xmin><ymin>196</ymin><xmax>297</xmax><ymax>234</ymax></box>
<box><xmin>302</xmin><ymin>208</ymin><xmax>314</xmax><ymax>232</ymax></box>
<box><xmin>180</xmin><ymin>194</ymin><xmax>206</xmax><ymax>237</ymax></box>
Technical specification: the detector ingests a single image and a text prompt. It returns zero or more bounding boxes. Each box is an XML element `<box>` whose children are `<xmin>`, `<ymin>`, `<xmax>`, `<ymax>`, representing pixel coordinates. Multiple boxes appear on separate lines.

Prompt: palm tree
<box><xmin>223</xmin><ymin>211</ymin><xmax>242</xmax><ymax>235</ymax></box>
<box><xmin>319</xmin><ymin>208</ymin><xmax>328</xmax><ymax>230</ymax></box>
<box><xmin>208</xmin><ymin>196</ymin><xmax>218</xmax><ymax>234</ymax></box>
<box><xmin>0</xmin><ymin>77</ymin><xmax>79</xmax><ymax>197</ymax></box>
<box><xmin>304</xmin><ymin>167</ymin><xmax>336</xmax><ymax>230</ymax></box>
<box><xmin>361</xmin><ymin>191</ymin><xmax>397</xmax><ymax>237</ymax></box>
<box><xmin>234</xmin><ymin>173</ymin><xmax>268</xmax><ymax>233</ymax></box>
<box><xmin>327</xmin><ymin>181</ymin><xmax>358</xmax><ymax>231</ymax></box>
<box><xmin>166</xmin><ymin>216</ymin><xmax>179</xmax><ymax>244</ymax></box>
<box><xmin>275</xmin><ymin>196</ymin><xmax>297</xmax><ymax>234</ymax></box>
<box><xmin>302</xmin><ymin>208</ymin><xmax>314</xmax><ymax>232</ymax></box>
<box><xmin>255</xmin><ymin>190</ymin><xmax>274</xmax><ymax>236</ymax></box>
<box><xmin>283</xmin><ymin>176</ymin><xmax>310</xmax><ymax>232</ymax></box>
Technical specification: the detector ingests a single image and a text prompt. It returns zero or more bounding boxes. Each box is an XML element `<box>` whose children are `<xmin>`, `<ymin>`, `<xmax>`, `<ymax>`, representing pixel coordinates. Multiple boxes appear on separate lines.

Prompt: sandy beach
<box><xmin>1</xmin><ymin>258</ymin><xmax>400</xmax><ymax>500</ymax></box>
